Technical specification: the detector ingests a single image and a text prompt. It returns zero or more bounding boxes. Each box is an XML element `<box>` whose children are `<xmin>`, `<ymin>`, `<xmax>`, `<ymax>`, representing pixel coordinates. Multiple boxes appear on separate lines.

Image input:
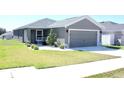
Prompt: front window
<box><xmin>36</xmin><ymin>31</ymin><xmax>43</xmax><ymax>41</ymax></box>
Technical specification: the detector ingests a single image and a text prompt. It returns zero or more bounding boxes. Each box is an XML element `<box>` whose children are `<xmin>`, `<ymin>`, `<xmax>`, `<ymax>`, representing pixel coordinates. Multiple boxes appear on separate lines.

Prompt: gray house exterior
<box><xmin>13</xmin><ymin>18</ymin><xmax>56</xmax><ymax>44</ymax></box>
<box><xmin>101</xmin><ymin>21</ymin><xmax>124</xmax><ymax>45</ymax></box>
<box><xmin>13</xmin><ymin>16</ymin><xmax>104</xmax><ymax>48</ymax></box>
<box><xmin>0</xmin><ymin>31</ymin><xmax>13</xmax><ymax>40</ymax></box>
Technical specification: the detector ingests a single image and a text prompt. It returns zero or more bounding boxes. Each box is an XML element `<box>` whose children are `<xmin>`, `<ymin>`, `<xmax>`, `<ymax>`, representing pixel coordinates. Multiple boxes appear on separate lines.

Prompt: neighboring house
<box><xmin>101</xmin><ymin>21</ymin><xmax>124</xmax><ymax>45</ymax></box>
<box><xmin>0</xmin><ymin>31</ymin><xmax>13</xmax><ymax>40</ymax></box>
<box><xmin>13</xmin><ymin>16</ymin><xmax>103</xmax><ymax>48</ymax></box>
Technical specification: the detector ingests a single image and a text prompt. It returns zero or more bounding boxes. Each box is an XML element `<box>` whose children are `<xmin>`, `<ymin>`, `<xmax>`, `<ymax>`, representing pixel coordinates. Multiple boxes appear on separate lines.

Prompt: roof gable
<box><xmin>14</xmin><ymin>16</ymin><xmax>104</xmax><ymax>30</ymax></box>
<box><xmin>49</xmin><ymin>16</ymin><xmax>104</xmax><ymax>29</ymax></box>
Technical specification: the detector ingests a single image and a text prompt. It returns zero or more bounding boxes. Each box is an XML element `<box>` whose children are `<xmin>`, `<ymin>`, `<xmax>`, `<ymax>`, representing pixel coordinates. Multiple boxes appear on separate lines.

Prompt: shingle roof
<box><xmin>49</xmin><ymin>16</ymin><xmax>83</xmax><ymax>28</ymax></box>
<box><xmin>49</xmin><ymin>15</ymin><xmax>104</xmax><ymax>28</ymax></box>
<box><xmin>14</xmin><ymin>16</ymin><xmax>104</xmax><ymax>30</ymax></box>
<box><xmin>100</xmin><ymin>21</ymin><xmax>124</xmax><ymax>32</ymax></box>
<box><xmin>14</xmin><ymin>18</ymin><xmax>56</xmax><ymax>30</ymax></box>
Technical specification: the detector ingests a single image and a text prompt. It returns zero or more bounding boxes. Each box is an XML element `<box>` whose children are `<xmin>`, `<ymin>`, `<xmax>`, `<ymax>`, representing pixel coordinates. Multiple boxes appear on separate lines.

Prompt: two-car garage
<box><xmin>64</xmin><ymin>17</ymin><xmax>102</xmax><ymax>48</ymax></box>
<box><xmin>68</xmin><ymin>29</ymin><xmax>99</xmax><ymax>48</ymax></box>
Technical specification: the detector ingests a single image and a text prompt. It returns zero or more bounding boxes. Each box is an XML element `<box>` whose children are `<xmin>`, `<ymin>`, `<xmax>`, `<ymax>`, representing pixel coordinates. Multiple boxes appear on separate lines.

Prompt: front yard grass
<box><xmin>0</xmin><ymin>40</ymin><xmax>119</xmax><ymax>70</ymax></box>
<box><xmin>86</xmin><ymin>68</ymin><xmax>124</xmax><ymax>78</ymax></box>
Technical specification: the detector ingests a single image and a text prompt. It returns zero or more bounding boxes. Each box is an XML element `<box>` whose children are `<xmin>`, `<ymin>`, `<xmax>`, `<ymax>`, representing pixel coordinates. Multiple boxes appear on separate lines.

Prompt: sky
<box><xmin>0</xmin><ymin>0</ymin><xmax>124</xmax><ymax>31</ymax></box>
<box><xmin>1</xmin><ymin>15</ymin><xmax>124</xmax><ymax>31</ymax></box>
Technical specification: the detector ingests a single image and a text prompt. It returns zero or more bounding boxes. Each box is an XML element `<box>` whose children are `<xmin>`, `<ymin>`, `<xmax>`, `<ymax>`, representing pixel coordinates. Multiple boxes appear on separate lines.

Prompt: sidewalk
<box><xmin>0</xmin><ymin>57</ymin><xmax>123</xmax><ymax>79</ymax></box>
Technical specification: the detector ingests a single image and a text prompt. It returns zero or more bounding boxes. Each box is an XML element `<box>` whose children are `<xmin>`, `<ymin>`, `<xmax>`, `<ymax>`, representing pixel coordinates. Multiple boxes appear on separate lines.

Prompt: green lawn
<box><xmin>0</xmin><ymin>40</ymin><xmax>119</xmax><ymax>70</ymax></box>
<box><xmin>86</xmin><ymin>68</ymin><xmax>124</xmax><ymax>78</ymax></box>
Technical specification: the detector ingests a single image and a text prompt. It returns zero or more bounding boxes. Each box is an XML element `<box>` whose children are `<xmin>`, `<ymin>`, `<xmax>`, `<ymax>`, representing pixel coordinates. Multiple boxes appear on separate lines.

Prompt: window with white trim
<box><xmin>36</xmin><ymin>31</ymin><xmax>43</xmax><ymax>41</ymax></box>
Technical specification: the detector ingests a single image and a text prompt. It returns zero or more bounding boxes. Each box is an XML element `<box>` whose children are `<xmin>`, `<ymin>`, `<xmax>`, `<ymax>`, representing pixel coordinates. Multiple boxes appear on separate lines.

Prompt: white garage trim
<box><xmin>69</xmin><ymin>29</ymin><xmax>99</xmax><ymax>32</ymax></box>
<box><xmin>97</xmin><ymin>30</ymin><xmax>100</xmax><ymax>46</ymax></box>
<box><xmin>67</xmin><ymin>29</ymin><xmax>71</xmax><ymax>48</ymax></box>
<box><xmin>68</xmin><ymin>29</ymin><xmax>100</xmax><ymax>48</ymax></box>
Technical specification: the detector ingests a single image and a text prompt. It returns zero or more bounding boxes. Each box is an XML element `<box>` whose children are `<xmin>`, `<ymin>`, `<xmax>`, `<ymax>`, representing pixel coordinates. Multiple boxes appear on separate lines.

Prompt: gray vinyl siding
<box><xmin>27</xmin><ymin>29</ymin><xmax>31</xmax><ymax>42</ymax></box>
<box><xmin>51</xmin><ymin>19</ymin><xmax>101</xmax><ymax>48</ymax></box>
<box><xmin>65</xmin><ymin>30</ymin><xmax>68</xmax><ymax>47</ymax></box>
<box><xmin>66</xmin><ymin>18</ymin><xmax>100</xmax><ymax>48</ymax></box>
<box><xmin>53</xmin><ymin>27</ymin><xmax>66</xmax><ymax>44</ymax></box>
<box><xmin>68</xmin><ymin>19</ymin><xmax>101</xmax><ymax>30</ymax></box>
<box><xmin>14</xmin><ymin>29</ymin><xmax>32</xmax><ymax>43</ymax></box>
<box><xmin>121</xmin><ymin>34</ymin><xmax>124</xmax><ymax>45</ymax></box>
<box><xmin>70</xmin><ymin>31</ymin><xmax>97</xmax><ymax>48</ymax></box>
<box><xmin>13</xmin><ymin>29</ymin><xmax>24</xmax><ymax>42</ymax></box>
<box><xmin>31</xmin><ymin>30</ymin><xmax>36</xmax><ymax>43</ymax></box>
<box><xmin>114</xmin><ymin>32</ymin><xmax>123</xmax><ymax>45</ymax></box>
<box><xmin>102</xmin><ymin>32</ymin><xmax>124</xmax><ymax>45</ymax></box>
<box><xmin>19</xmin><ymin>30</ymin><xmax>24</xmax><ymax>42</ymax></box>
<box><xmin>13</xmin><ymin>30</ymin><xmax>19</xmax><ymax>39</ymax></box>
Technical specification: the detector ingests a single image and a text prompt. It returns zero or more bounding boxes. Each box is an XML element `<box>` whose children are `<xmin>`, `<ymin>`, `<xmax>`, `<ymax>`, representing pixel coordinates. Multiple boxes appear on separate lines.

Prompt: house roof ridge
<box><xmin>14</xmin><ymin>18</ymin><xmax>56</xmax><ymax>30</ymax></box>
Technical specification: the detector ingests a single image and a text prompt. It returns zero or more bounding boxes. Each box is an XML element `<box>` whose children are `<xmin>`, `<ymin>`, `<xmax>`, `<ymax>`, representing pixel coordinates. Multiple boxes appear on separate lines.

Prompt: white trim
<box><xmin>97</xmin><ymin>31</ymin><xmax>100</xmax><ymax>46</ymax></box>
<box><xmin>66</xmin><ymin>15</ymin><xmax>105</xmax><ymax>29</ymax></box>
<box><xmin>68</xmin><ymin>29</ymin><xmax>71</xmax><ymax>48</ymax></box>
<box><xmin>42</xmin><ymin>29</ymin><xmax>44</xmax><ymax>41</ymax></box>
<box><xmin>24</xmin><ymin>29</ymin><xmax>30</xmax><ymax>42</ymax></box>
<box><xmin>69</xmin><ymin>29</ymin><xmax>100</xmax><ymax>32</ymax></box>
<box><xmin>36</xmin><ymin>30</ymin><xmax>43</xmax><ymax>41</ymax></box>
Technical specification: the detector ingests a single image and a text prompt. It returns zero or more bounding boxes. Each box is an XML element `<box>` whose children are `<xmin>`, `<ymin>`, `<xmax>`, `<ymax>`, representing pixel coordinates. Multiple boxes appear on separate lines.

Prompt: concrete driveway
<box><xmin>71</xmin><ymin>46</ymin><xmax>115</xmax><ymax>51</ymax></box>
<box><xmin>71</xmin><ymin>46</ymin><xmax>124</xmax><ymax>57</ymax></box>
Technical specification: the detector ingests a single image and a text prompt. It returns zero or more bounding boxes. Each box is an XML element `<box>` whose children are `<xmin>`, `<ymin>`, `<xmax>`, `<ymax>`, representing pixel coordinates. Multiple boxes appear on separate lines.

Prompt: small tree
<box><xmin>46</xmin><ymin>29</ymin><xmax>57</xmax><ymax>46</ymax></box>
<box><xmin>0</xmin><ymin>28</ymin><xmax>6</xmax><ymax>35</ymax></box>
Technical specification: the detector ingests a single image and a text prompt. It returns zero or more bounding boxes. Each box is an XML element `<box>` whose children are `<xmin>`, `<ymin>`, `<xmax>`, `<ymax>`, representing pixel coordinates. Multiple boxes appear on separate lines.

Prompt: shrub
<box><xmin>31</xmin><ymin>44</ymin><xmax>39</xmax><ymax>50</ymax></box>
<box><xmin>25</xmin><ymin>42</ymin><xmax>31</xmax><ymax>47</ymax></box>
<box><xmin>59</xmin><ymin>44</ymin><xmax>65</xmax><ymax>49</ymax></box>
<box><xmin>34</xmin><ymin>45</ymin><xmax>39</xmax><ymax>50</ymax></box>
<box><xmin>25</xmin><ymin>42</ymin><xmax>31</xmax><ymax>45</ymax></box>
<box><xmin>27</xmin><ymin>44</ymin><xmax>31</xmax><ymax>47</ymax></box>
<box><xmin>31</xmin><ymin>44</ymin><xmax>35</xmax><ymax>49</ymax></box>
<box><xmin>57</xmin><ymin>40</ymin><xmax>61</xmax><ymax>46</ymax></box>
<box><xmin>54</xmin><ymin>42</ymin><xmax>58</xmax><ymax>47</ymax></box>
<box><xmin>54</xmin><ymin>40</ymin><xmax>61</xmax><ymax>47</ymax></box>
<box><xmin>46</xmin><ymin>29</ymin><xmax>57</xmax><ymax>46</ymax></box>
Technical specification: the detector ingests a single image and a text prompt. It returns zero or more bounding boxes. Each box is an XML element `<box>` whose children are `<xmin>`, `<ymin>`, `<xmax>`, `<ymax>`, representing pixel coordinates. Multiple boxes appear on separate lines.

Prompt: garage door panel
<box><xmin>70</xmin><ymin>31</ymin><xmax>97</xmax><ymax>48</ymax></box>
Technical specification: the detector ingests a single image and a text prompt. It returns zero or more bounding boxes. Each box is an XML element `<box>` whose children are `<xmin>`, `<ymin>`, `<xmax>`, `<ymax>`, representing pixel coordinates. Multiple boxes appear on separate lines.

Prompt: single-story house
<box><xmin>101</xmin><ymin>21</ymin><xmax>124</xmax><ymax>45</ymax></box>
<box><xmin>0</xmin><ymin>31</ymin><xmax>13</xmax><ymax>40</ymax></box>
<box><xmin>13</xmin><ymin>16</ymin><xmax>104</xmax><ymax>48</ymax></box>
